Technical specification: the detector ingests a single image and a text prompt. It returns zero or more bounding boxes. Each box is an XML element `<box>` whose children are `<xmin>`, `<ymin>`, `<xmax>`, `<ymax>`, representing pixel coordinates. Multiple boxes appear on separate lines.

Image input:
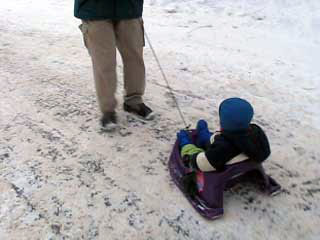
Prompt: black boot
<box><xmin>100</xmin><ymin>111</ymin><xmax>118</xmax><ymax>131</ymax></box>
<box><xmin>123</xmin><ymin>103</ymin><xmax>154</xmax><ymax>120</ymax></box>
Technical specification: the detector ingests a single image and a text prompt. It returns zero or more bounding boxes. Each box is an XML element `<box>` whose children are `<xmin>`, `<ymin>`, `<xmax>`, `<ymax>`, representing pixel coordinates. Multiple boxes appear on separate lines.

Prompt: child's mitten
<box><xmin>177</xmin><ymin>130</ymin><xmax>191</xmax><ymax>148</ymax></box>
<box><xmin>196</xmin><ymin>119</ymin><xmax>213</xmax><ymax>147</ymax></box>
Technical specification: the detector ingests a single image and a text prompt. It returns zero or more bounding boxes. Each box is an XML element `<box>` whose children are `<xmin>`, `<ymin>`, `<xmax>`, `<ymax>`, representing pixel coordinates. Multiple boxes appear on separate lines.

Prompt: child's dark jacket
<box><xmin>187</xmin><ymin>124</ymin><xmax>271</xmax><ymax>172</ymax></box>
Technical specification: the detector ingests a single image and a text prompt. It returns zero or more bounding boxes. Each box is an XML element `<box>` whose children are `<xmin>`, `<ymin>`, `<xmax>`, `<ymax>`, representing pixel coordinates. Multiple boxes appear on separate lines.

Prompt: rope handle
<box><xmin>145</xmin><ymin>30</ymin><xmax>189</xmax><ymax>129</ymax></box>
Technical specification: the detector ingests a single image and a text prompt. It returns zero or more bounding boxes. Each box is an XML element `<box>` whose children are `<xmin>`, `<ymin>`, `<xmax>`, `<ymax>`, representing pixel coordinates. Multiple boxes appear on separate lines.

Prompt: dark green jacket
<box><xmin>74</xmin><ymin>0</ymin><xmax>144</xmax><ymax>20</ymax></box>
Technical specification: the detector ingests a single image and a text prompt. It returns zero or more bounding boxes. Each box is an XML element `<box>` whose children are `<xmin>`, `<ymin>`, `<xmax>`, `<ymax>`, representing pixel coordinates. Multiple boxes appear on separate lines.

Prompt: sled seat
<box><xmin>169</xmin><ymin>130</ymin><xmax>281</xmax><ymax>220</ymax></box>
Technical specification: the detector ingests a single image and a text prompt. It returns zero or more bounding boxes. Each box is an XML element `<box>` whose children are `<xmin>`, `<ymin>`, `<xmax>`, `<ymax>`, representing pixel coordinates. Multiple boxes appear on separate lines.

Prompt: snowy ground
<box><xmin>0</xmin><ymin>0</ymin><xmax>320</xmax><ymax>239</ymax></box>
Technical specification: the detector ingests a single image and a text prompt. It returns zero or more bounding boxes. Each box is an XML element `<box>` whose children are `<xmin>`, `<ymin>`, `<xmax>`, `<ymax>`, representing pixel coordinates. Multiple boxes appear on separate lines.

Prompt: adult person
<box><xmin>74</xmin><ymin>0</ymin><xmax>154</xmax><ymax>130</ymax></box>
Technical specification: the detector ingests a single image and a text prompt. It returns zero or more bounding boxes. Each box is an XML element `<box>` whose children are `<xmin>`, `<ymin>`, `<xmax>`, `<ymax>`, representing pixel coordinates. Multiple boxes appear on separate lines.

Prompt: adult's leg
<box><xmin>80</xmin><ymin>20</ymin><xmax>117</xmax><ymax>113</ymax></box>
<box><xmin>115</xmin><ymin>18</ymin><xmax>145</xmax><ymax>106</ymax></box>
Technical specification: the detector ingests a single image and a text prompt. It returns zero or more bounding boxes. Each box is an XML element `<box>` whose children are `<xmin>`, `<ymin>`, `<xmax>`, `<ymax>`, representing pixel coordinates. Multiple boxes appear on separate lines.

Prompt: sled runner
<box><xmin>169</xmin><ymin>130</ymin><xmax>281</xmax><ymax>220</ymax></box>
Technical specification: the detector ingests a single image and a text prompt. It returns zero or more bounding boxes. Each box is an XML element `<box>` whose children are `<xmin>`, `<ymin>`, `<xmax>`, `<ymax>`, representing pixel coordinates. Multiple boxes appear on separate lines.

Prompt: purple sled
<box><xmin>169</xmin><ymin>130</ymin><xmax>281</xmax><ymax>220</ymax></box>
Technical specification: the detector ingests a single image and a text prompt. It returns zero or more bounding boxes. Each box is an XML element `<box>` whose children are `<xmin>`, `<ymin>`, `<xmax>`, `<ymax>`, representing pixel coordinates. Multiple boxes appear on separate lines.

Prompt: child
<box><xmin>177</xmin><ymin>98</ymin><xmax>271</xmax><ymax>173</ymax></box>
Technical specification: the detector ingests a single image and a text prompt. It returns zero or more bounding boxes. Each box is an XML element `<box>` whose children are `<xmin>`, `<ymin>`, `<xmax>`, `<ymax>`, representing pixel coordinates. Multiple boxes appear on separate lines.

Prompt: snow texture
<box><xmin>0</xmin><ymin>0</ymin><xmax>319</xmax><ymax>239</ymax></box>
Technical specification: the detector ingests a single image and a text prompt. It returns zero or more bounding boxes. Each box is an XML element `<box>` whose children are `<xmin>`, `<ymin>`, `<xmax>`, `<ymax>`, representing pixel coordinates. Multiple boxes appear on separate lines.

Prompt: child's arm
<box><xmin>177</xmin><ymin>130</ymin><xmax>206</xmax><ymax>170</ymax></box>
<box><xmin>181</xmin><ymin>144</ymin><xmax>217</xmax><ymax>171</ymax></box>
<box><xmin>182</xmin><ymin>143</ymin><xmax>232</xmax><ymax>172</ymax></box>
<box><xmin>178</xmin><ymin>130</ymin><xmax>239</xmax><ymax>172</ymax></box>
<box><xmin>177</xmin><ymin>129</ymin><xmax>217</xmax><ymax>171</ymax></box>
<box><xmin>178</xmin><ymin>119</ymin><xmax>221</xmax><ymax>171</ymax></box>
<box><xmin>178</xmin><ymin>119</ymin><xmax>222</xmax><ymax>172</ymax></box>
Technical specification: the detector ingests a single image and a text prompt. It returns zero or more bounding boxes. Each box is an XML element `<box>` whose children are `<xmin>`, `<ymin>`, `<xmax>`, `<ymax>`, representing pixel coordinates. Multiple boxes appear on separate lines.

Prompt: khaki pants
<box><xmin>79</xmin><ymin>18</ymin><xmax>146</xmax><ymax>114</ymax></box>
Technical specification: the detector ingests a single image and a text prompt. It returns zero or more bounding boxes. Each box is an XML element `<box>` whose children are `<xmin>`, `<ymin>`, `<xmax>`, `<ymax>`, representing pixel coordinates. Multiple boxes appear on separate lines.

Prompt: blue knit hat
<box><xmin>219</xmin><ymin>98</ymin><xmax>254</xmax><ymax>131</ymax></box>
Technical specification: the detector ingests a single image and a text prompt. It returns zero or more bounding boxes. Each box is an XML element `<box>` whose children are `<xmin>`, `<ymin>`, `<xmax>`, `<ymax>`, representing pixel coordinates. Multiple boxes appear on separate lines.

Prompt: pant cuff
<box><xmin>124</xmin><ymin>94</ymin><xmax>143</xmax><ymax>106</ymax></box>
